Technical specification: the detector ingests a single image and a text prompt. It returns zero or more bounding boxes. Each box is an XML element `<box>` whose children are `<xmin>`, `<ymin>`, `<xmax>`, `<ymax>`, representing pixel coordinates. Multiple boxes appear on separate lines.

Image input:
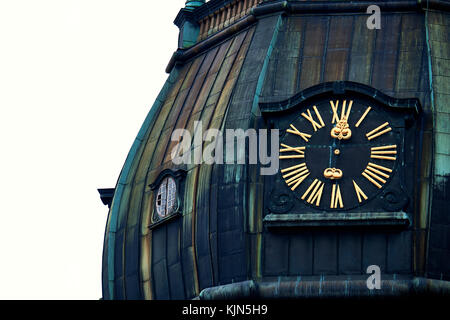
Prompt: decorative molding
<box><xmin>198</xmin><ymin>278</ymin><xmax>450</xmax><ymax>299</ymax></box>
<box><xmin>98</xmin><ymin>188</ymin><xmax>115</xmax><ymax>208</ymax></box>
<box><xmin>197</xmin><ymin>0</ymin><xmax>263</xmax><ymax>41</ymax></box>
<box><xmin>149</xmin><ymin>168</ymin><xmax>187</xmax><ymax>191</ymax></box>
<box><xmin>263</xmin><ymin>212</ymin><xmax>411</xmax><ymax>228</ymax></box>
<box><xmin>168</xmin><ymin>0</ymin><xmax>450</xmax><ymax>73</ymax></box>
<box><xmin>259</xmin><ymin>81</ymin><xmax>422</xmax><ymax>117</ymax></box>
<box><xmin>166</xmin><ymin>15</ymin><xmax>256</xmax><ymax>73</ymax></box>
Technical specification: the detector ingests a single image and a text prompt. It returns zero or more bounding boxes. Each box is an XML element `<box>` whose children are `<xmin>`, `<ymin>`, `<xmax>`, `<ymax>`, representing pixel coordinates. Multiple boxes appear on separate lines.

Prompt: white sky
<box><xmin>0</xmin><ymin>0</ymin><xmax>185</xmax><ymax>299</ymax></box>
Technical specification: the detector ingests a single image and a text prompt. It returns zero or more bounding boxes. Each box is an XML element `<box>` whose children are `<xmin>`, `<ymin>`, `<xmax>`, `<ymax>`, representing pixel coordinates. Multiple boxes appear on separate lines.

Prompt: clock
<box><xmin>260</xmin><ymin>82</ymin><xmax>420</xmax><ymax>227</ymax></box>
<box><xmin>278</xmin><ymin>97</ymin><xmax>398</xmax><ymax>211</ymax></box>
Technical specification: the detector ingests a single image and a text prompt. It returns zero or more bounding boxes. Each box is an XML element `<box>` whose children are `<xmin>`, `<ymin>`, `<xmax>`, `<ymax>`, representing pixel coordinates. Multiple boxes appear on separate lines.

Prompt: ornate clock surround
<box><xmin>260</xmin><ymin>81</ymin><xmax>422</xmax><ymax>229</ymax></box>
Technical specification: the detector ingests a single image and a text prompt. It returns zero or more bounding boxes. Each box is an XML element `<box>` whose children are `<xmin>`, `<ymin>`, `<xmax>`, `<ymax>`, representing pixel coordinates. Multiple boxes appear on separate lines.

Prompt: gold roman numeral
<box><xmin>370</xmin><ymin>145</ymin><xmax>397</xmax><ymax>161</ymax></box>
<box><xmin>281</xmin><ymin>163</ymin><xmax>310</xmax><ymax>191</ymax></box>
<box><xmin>286</xmin><ymin>124</ymin><xmax>312</xmax><ymax>142</ymax></box>
<box><xmin>301</xmin><ymin>179</ymin><xmax>324</xmax><ymax>206</ymax></box>
<box><xmin>330</xmin><ymin>183</ymin><xmax>344</xmax><ymax>209</ymax></box>
<box><xmin>367</xmin><ymin>162</ymin><xmax>392</xmax><ymax>173</ymax></box>
<box><xmin>362</xmin><ymin>162</ymin><xmax>392</xmax><ymax>189</ymax></box>
<box><xmin>355</xmin><ymin>106</ymin><xmax>371</xmax><ymax>128</ymax></box>
<box><xmin>352</xmin><ymin>180</ymin><xmax>368</xmax><ymax>203</ymax></box>
<box><xmin>330</xmin><ymin>100</ymin><xmax>353</xmax><ymax>124</ymax></box>
<box><xmin>302</xmin><ymin>106</ymin><xmax>325</xmax><ymax>131</ymax></box>
<box><xmin>279</xmin><ymin>143</ymin><xmax>305</xmax><ymax>159</ymax></box>
<box><xmin>366</xmin><ymin>122</ymin><xmax>392</xmax><ymax>141</ymax></box>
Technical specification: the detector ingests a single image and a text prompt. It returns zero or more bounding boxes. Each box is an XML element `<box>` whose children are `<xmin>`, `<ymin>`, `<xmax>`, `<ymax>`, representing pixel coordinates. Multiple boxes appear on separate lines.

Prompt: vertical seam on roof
<box><xmin>247</xmin><ymin>15</ymin><xmax>283</xmax><ymax>280</ymax></box>
<box><xmin>251</xmin><ymin>14</ymin><xmax>283</xmax><ymax>117</ymax></box>
<box><xmin>424</xmin><ymin>1</ymin><xmax>436</xmax><ymax>277</ymax></box>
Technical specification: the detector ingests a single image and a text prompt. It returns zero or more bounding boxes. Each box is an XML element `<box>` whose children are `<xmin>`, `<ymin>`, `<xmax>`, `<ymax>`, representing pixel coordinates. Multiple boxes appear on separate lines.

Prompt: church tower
<box><xmin>101</xmin><ymin>0</ymin><xmax>450</xmax><ymax>299</ymax></box>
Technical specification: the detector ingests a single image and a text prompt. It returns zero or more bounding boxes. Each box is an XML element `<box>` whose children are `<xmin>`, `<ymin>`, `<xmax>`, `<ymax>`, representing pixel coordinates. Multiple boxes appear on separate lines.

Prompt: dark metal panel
<box><xmin>117</xmin><ymin>185</ymin><xmax>132</xmax><ymax>231</ymax></box>
<box><xmin>324</xmin><ymin>50</ymin><xmax>349</xmax><ymax>82</ymax></box>
<box><xmin>124</xmin><ymin>273</ymin><xmax>141</xmax><ymax>300</ymax></box>
<box><xmin>260</xmin><ymin>17</ymin><xmax>303</xmax><ymax>101</ymax></box>
<box><xmin>124</xmin><ymin>226</ymin><xmax>140</xmax><ymax>277</ymax></box>
<box><xmin>371</xmin><ymin>14</ymin><xmax>402</xmax><ymax>92</ymax></box>
<box><xmin>152</xmin><ymin>259</ymin><xmax>170</xmax><ymax>300</ymax></box>
<box><xmin>313</xmin><ymin>232</ymin><xmax>338</xmax><ymax>275</ymax></box>
<box><xmin>102</xmin><ymin>229</ymin><xmax>110</xmax><ymax>300</ymax></box>
<box><xmin>181</xmin><ymin>246</ymin><xmax>197</xmax><ymax>298</ymax></box>
<box><xmin>324</xmin><ymin>16</ymin><xmax>353</xmax><ymax>82</ymax></box>
<box><xmin>395</xmin><ymin>15</ymin><xmax>426</xmax><ymax>93</ymax></box>
<box><xmin>288</xmin><ymin>233</ymin><xmax>313</xmax><ymax>276</ymax></box>
<box><xmin>428</xmin><ymin>174</ymin><xmax>450</xmax><ymax>279</ymax></box>
<box><xmin>209</xmin><ymin>177</ymin><xmax>219</xmax><ymax>285</ymax></box>
<box><xmin>182</xmin><ymin>212</ymin><xmax>193</xmax><ymax>250</ymax></box>
<box><xmin>302</xmin><ymin>17</ymin><xmax>328</xmax><ymax>57</ymax></box>
<box><xmin>195</xmin><ymin>164</ymin><xmax>214</xmax><ymax>290</ymax></box>
<box><xmin>114</xmin><ymin>277</ymin><xmax>125</xmax><ymax>300</ymax></box>
<box><xmin>217</xmin><ymin>206</ymin><xmax>243</xmax><ymax>233</ymax></box>
<box><xmin>195</xmin><ymin>174</ymin><xmax>212</xmax><ymax>257</ymax></box>
<box><xmin>151</xmin><ymin>226</ymin><xmax>171</xmax><ymax>299</ymax></box>
<box><xmin>362</xmin><ymin>233</ymin><xmax>387</xmax><ymax>272</ymax></box>
<box><xmin>348</xmin><ymin>16</ymin><xmax>375</xmax><ymax>84</ymax></box>
<box><xmin>165</xmin><ymin>219</ymin><xmax>186</xmax><ymax>298</ymax></box>
<box><xmin>166</xmin><ymin>220</ymin><xmax>181</xmax><ymax>267</ymax></box>
<box><xmin>387</xmin><ymin>231</ymin><xmax>413</xmax><ymax>274</ymax></box>
<box><xmin>168</xmin><ymin>263</ymin><xmax>186</xmax><ymax>299</ymax></box>
<box><xmin>218</xmin><ymin>252</ymin><xmax>247</xmax><ymax>284</ymax></box>
<box><xmin>197</xmin><ymin>254</ymin><xmax>214</xmax><ymax>291</ymax></box>
<box><xmin>264</xmin><ymin>232</ymin><xmax>290</xmax><ymax>276</ymax></box>
<box><xmin>151</xmin><ymin>225</ymin><xmax>167</xmax><ymax>264</ymax></box>
<box><xmin>180</xmin><ymin>214</ymin><xmax>196</xmax><ymax>298</ymax></box>
<box><xmin>126</xmin><ymin>184</ymin><xmax>144</xmax><ymax>227</ymax></box>
<box><xmin>338</xmin><ymin>232</ymin><xmax>363</xmax><ymax>275</ymax></box>
<box><xmin>217</xmin><ymin>188</ymin><xmax>246</xmax><ymax>283</ymax></box>
<box><xmin>272</xmin><ymin>21</ymin><xmax>299</xmax><ymax>96</ymax></box>
<box><xmin>114</xmin><ymin>229</ymin><xmax>125</xmax><ymax>296</ymax></box>
<box><xmin>218</xmin><ymin>228</ymin><xmax>245</xmax><ymax>256</ymax></box>
<box><xmin>299</xmin><ymin>57</ymin><xmax>322</xmax><ymax>91</ymax></box>
<box><xmin>327</xmin><ymin>16</ymin><xmax>354</xmax><ymax>50</ymax></box>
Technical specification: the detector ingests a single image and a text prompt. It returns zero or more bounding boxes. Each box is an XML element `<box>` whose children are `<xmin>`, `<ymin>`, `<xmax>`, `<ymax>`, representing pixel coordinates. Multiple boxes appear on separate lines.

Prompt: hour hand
<box><xmin>331</xmin><ymin>116</ymin><xmax>352</xmax><ymax>140</ymax></box>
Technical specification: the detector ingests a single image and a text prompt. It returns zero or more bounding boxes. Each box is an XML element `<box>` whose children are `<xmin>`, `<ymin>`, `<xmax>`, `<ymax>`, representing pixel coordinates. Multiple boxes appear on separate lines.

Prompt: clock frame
<box><xmin>260</xmin><ymin>81</ymin><xmax>421</xmax><ymax>228</ymax></box>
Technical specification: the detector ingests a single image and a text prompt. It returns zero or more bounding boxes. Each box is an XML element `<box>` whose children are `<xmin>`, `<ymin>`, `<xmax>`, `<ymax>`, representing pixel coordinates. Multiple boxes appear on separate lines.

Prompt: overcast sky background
<box><xmin>0</xmin><ymin>0</ymin><xmax>185</xmax><ymax>299</ymax></box>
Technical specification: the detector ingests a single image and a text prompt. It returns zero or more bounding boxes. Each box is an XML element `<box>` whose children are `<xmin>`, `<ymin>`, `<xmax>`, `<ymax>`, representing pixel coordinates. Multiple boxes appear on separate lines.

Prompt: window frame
<box><xmin>149</xmin><ymin>169</ymin><xmax>186</xmax><ymax>229</ymax></box>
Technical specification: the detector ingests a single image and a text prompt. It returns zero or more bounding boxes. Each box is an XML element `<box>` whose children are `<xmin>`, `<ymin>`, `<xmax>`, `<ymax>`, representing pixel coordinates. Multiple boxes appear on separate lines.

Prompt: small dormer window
<box><xmin>149</xmin><ymin>169</ymin><xmax>186</xmax><ymax>229</ymax></box>
<box><xmin>156</xmin><ymin>176</ymin><xmax>177</xmax><ymax>218</ymax></box>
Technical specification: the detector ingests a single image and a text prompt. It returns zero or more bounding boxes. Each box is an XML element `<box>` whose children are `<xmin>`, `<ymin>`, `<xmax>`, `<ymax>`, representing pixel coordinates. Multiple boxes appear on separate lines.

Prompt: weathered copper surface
<box><xmin>102</xmin><ymin>1</ymin><xmax>450</xmax><ymax>300</ymax></box>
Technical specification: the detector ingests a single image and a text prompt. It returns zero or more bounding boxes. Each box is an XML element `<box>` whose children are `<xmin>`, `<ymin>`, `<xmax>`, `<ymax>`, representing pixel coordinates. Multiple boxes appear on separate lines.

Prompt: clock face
<box><xmin>279</xmin><ymin>97</ymin><xmax>398</xmax><ymax>211</ymax></box>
